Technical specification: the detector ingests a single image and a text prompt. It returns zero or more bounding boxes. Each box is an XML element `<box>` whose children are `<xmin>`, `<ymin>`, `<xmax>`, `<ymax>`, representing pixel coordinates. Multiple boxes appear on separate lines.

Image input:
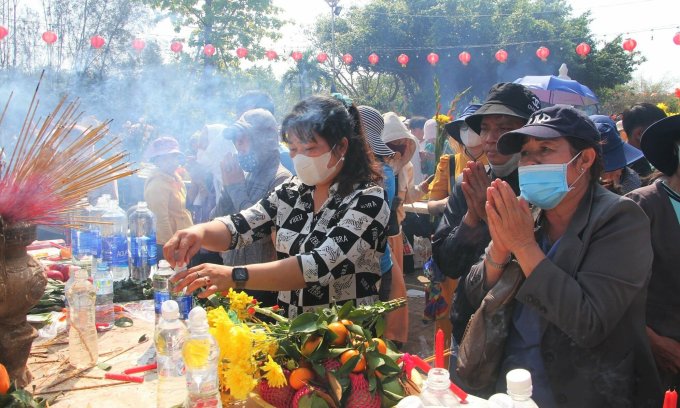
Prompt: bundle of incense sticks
<box><xmin>0</xmin><ymin>73</ymin><xmax>136</xmax><ymax>227</ymax></box>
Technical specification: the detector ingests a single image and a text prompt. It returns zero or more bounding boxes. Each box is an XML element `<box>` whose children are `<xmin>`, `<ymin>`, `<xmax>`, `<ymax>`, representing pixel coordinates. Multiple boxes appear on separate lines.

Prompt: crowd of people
<box><xmin>43</xmin><ymin>84</ymin><xmax>678</xmax><ymax>406</ymax></box>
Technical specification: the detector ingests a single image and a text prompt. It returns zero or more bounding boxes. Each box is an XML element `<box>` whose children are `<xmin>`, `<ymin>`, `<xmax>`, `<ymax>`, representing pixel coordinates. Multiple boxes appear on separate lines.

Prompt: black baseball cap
<box><xmin>444</xmin><ymin>104</ymin><xmax>482</xmax><ymax>145</ymax></box>
<box><xmin>640</xmin><ymin>114</ymin><xmax>680</xmax><ymax>176</ymax></box>
<box><xmin>590</xmin><ymin>115</ymin><xmax>643</xmax><ymax>172</ymax></box>
<box><xmin>465</xmin><ymin>83</ymin><xmax>542</xmax><ymax>134</ymax></box>
<box><xmin>497</xmin><ymin>105</ymin><xmax>601</xmax><ymax>155</ymax></box>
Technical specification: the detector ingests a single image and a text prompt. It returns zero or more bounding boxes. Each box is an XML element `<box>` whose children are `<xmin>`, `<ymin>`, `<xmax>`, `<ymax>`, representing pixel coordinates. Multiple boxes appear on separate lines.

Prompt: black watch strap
<box><xmin>232</xmin><ymin>266</ymin><xmax>249</xmax><ymax>290</ymax></box>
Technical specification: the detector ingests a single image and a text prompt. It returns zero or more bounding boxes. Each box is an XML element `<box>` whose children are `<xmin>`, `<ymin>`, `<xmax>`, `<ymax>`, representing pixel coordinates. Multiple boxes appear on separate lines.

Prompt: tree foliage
<box><xmin>143</xmin><ymin>0</ymin><xmax>283</xmax><ymax>68</ymax></box>
<box><xmin>313</xmin><ymin>0</ymin><xmax>641</xmax><ymax>115</ymax></box>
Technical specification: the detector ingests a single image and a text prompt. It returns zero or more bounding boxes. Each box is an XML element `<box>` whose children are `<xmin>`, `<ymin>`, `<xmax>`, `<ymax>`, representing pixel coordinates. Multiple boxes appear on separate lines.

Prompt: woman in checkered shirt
<box><xmin>165</xmin><ymin>95</ymin><xmax>391</xmax><ymax>317</ymax></box>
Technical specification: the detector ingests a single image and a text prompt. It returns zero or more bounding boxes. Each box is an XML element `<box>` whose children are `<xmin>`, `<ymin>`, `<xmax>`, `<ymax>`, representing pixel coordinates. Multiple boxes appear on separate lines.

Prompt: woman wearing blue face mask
<box><xmin>163</xmin><ymin>95</ymin><xmax>390</xmax><ymax>318</ymax></box>
<box><xmin>462</xmin><ymin>106</ymin><xmax>662</xmax><ymax>406</ymax></box>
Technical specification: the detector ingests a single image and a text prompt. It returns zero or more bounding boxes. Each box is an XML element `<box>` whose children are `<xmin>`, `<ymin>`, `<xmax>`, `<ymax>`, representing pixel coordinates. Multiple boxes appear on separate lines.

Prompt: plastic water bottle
<box><xmin>94</xmin><ymin>260</ymin><xmax>114</xmax><ymax>331</ymax></box>
<box><xmin>418</xmin><ymin>367</ymin><xmax>460</xmax><ymax>407</ymax></box>
<box><xmin>156</xmin><ymin>300</ymin><xmax>189</xmax><ymax>408</ymax></box>
<box><xmin>172</xmin><ymin>265</ymin><xmax>193</xmax><ymax>320</ymax></box>
<box><xmin>88</xmin><ymin>194</ymin><xmax>111</xmax><ymax>263</ymax></box>
<box><xmin>66</xmin><ymin>268</ymin><xmax>99</xmax><ymax>368</ymax></box>
<box><xmin>128</xmin><ymin>201</ymin><xmax>158</xmax><ymax>281</ymax></box>
<box><xmin>153</xmin><ymin>260</ymin><xmax>174</xmax><ymax>318</ymax></box>
<box><xmin>184</xmin><ymin>306</ymin><xmax>221</xmax><ymax>408</ymax></box>
<box><xmin>101</xmin><ymin>199</ymin><xmax>129</xmax><ymax>281</ymax></box>
<box><xmin>506</xmin><ymin>369</ymin><xmax>539</xmax><ymax>408</ymax></box>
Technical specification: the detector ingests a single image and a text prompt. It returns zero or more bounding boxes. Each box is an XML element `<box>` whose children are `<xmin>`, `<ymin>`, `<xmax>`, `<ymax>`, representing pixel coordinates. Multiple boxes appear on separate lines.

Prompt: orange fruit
<box><xmin>340</xmin><ymin>319</ymin><xmax>353</xmax><ymax>326</ymax></box>
<box><xmin>373</xmin><ymin>338</ymin><xmax>388</xmax><ymax>354</ymax></box>
<box><xmin>289</xmin><ymin>367</ymin><xmax>314</xmax><ymax>390</ymax></box>
<box><xmin>340</xmin><ymin>349</ymin><xmax>366</xmax><ymax>373</ymax></box>
<box><xmin>0</xmin><ymin>363</ymin><xmax>9</xmax><ymax>395</ymax></box>
<box><xmin>328</xmin><ymin>322</ymin><xmax>349</xmax><ymax>346</ymax></box>
<box><xmin>301</xmin><ymin>335</ymin><xmax>322</xmax><ymax>357</ymax></box>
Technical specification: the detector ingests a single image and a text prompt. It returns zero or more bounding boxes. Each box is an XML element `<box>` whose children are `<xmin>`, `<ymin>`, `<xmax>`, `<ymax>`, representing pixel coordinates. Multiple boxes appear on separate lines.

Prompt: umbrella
<box><xmin>514</xmin><ymin>75</ymin><xmax>599</xmax><ymax>106</ymax></box>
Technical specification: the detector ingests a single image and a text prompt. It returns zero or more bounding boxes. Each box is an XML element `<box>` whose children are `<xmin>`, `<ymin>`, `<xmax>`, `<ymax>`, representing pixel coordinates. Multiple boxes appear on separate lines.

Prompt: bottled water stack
<box><xmin>128</xmin><ymin>201</ymin><xmax>158</xmax><ymax>281</ymax></box>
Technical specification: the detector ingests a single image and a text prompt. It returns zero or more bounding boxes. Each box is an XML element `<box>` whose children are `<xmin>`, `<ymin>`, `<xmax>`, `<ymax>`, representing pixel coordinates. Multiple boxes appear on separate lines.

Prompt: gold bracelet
<box><xmin>484</xmin><ymin>246</ymin><xmax>511</xmax><ymax>269</ymax></box>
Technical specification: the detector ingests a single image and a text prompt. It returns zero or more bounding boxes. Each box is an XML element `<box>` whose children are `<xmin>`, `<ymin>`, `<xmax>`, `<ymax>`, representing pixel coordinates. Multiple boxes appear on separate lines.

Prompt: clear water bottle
<box><xmin>172</xmin><ymin>265</ymin><xmax>193</xmax><ymax>320</ymax></box>
<box><xmin>128</xmin><ymin>201</ymin><xmax>158</xmax><ymax>281</ymax></box>
<box><xmin>156</xmin><ymin>300</ymin><xmax>188</xmax><ymax>408</ymax></box>
<box><xmin>506</xmin><ymin>369</ymin><xmax>539</xmax><ymax>408</ymax></box>
<box><xmin>63</xmin><ymin>265</ymin><xmax>80</xmax><ymax>308</ymax></box>
<box><xmin>88</xmin><ymin>194</ymin><xmax>111</xmax><ymax>264</ymax></box>
<box><xmin>153</xmin><ymin>260</ymin><xmax>174</xmax><ymax>318</ymax></box>
<box><xmin>101</xmin><ymin>198</ymin><xmax>129</xmax><ymax>281</ymax></box>
<box><xmin>183</xmin><ymin>306</ymin><xmax>221</xmax><ymax>408</ymax></box>
<box><xmin>94</xmin><ymin>260</ymin><xmax>114</xmax><ymax>331</ymax></box>
<box><xmin>66</xmin><ymin>268</ymin><xmax>99</xmax><ymax>368</ymax></box>
<box><xmin>418</xmin><ymin>367</ymin><xmax>460</xmax><ymax>407</ymax></box>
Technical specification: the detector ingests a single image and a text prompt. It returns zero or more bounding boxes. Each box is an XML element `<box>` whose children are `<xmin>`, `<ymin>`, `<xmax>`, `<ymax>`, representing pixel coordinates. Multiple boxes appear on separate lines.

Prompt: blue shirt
<box><xmin>379</xmin><ymin>163</ymin><xmax>395</xmax><ymax>274</ymax></box>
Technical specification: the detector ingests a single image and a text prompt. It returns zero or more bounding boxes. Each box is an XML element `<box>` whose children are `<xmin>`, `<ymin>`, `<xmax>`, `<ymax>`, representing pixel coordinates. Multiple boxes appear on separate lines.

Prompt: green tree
<box><xmin>143</xmin><ymin>0</ymin><xmax>283</xmax><ymax>68</ymax></box>
<box><xmin>313</xmin><ymin>0</ymin><xmax>640</xmax><ymax>114</ymax></box>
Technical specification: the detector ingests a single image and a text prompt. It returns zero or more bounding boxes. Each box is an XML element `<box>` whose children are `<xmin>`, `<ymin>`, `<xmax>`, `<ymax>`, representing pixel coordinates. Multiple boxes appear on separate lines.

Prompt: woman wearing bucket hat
<box><xmin>462</xmin><ymin>105</ymin><xmax>661</xmax><ymax>405</ymax></box>
<box><xmin>626</xmin><ymin>114</ymin><xmax>680</xmax><ymax>393</ymax></box>
<box><xmin>144</xmin><ymin>136</ymin><xmax>193</xmax><ymax>257</ymax></box>
<box><xmin>590</xmin><ymin>115</ymin><xmax>643</xmax><ymax>194</ymax></box>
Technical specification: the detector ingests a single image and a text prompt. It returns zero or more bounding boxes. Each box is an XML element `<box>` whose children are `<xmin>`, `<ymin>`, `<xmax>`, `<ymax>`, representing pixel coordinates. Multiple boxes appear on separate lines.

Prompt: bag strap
<box><xmin>448</xmin><ymin>154</ymin><xmax>456</xmax><ymax>195</ymax></box>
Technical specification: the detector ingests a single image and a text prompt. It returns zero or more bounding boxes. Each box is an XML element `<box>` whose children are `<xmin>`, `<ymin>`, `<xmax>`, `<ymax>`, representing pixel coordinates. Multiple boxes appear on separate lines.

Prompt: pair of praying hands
<box><xmin>460</xmin><ymin>162</ymin><xmax>535</xmax><ymax>257</ymax></box>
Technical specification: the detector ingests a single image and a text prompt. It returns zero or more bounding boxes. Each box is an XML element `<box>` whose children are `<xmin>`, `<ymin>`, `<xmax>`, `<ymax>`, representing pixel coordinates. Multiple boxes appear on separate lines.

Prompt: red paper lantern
<box><xmin>397</xmin><ymin>53</ymin><xmax>409</xmax><ymax>67</ymax></box>
<box><xmin>673</xmin><ymin>32</ymin><xmax>680</xmax><ymax>45</ymax></box>
<box><xmin>291</xmin><ymin>51</ymin><xmax>303</xmax><ymax>62</ymax></box>
<box><xmin>265</xmin><ymin>50</ymin><xmax>278</xmax><ymax>60</ymax></box>
<box><xmin>458</xmin><ymin>51</ymin><xmax>471</xmax><ymax>66</ymax></box>
<box><xmin>203</xmin><ymin>44</ymin><xmax>216</xmax><ymax>57</ymax></box>
<box><xmin>495</xmin><ymin>49</ymin><xmax>508</xmax><ymax>63</ymax></box>
<box><xmin>622</xmin><ymin>38</ymin><xmax>637</xmax><ymax>52</ymax></box>
<box><xmin>170</xmin><ymin>41</ymin><xmax>183</xmax><ymax>53</ymax></box>
<box><xmin>575</xmin><ymin>42</ymin><xmax>591</xmax><ymax>58</ymax></box>
<box><xmin>0</xmin><ymin>26</ymin><xmax>9</xmax><ymax>41</ymax></box>
<box><xmin>427</xmin><ymin>52</ymin><xmax>439</xmax><ymax>66</ymax></box>
<box><xmin>132</xmin><ymin>38</ymin><xmax>145</xmax><ymax>52</ymax></box>
<box><xmin>236</xmin><ymin>47</ymin><xmax>248</xmax><ymax>58</ymax></box>
<box><xmin>676</xmin><ymin>88</ymin><xmax>680</xmax><ymax>99</ymax></box>
<box><xmin>317</xmin><ymin>52</ymin><xmax>328</xmax><ymax>63</ymax></box>
<box><xmin>536</xmin><ymin>46</ymin><xmax>550</xmax><ymax>62</ymax></box>
<box><xmin>42</xmin><ymin>31</ymin><xmax>57</xmax><ymax>45</ymax></box>
<box><xmin>89</xmin><ymin>35</ymin><xmax>105</xmax><ymax>49</ymax></box>
<box><xmin>368</xmin><ymin>53</ymin><xmax>379</xmax><ymax>65</ymax></box>
<box><xmin>342</xmin><ymin>53</ymin><xmax>353</xmax><ymax>64</ymax></box>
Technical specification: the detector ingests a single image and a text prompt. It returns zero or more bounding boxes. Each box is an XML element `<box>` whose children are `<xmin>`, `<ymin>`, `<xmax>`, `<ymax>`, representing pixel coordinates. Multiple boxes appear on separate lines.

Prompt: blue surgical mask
<box><xmin>518</xmin><ymin>152</ymin><xmax>584</xmax><ymax>210</ymax></box>
<box><xmin>237</xmin><ymin>151</ymin><xmax>258</xmax><ymax>172</ymax></box>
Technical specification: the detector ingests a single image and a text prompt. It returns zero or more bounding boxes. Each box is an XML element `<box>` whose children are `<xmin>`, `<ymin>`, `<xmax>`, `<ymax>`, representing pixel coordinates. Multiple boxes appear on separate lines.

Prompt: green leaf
<box><xmin>366</xmin><ymin>350</ymin><xmax>386</xmax><ymax>370</ymax></box>
<box><xmin>337</xmin><ymin>354</ymin><xmax>360</xmax><ymax>377</ymax></box>
<box><xmin>289</xmin><ymin>312</ymin><xmax>319</xmax><ymax>333</ymax></box>
<box><xmin>97</xmin><ymin>362</ymin><xmax>112</xmax><ymax>371</ymax></box>
<box><xmin>375</xmin><ymin>316</ymin><xmax>385</xmax><ymax>338</ymax></box>
<box><xmin>346</xmin><ymin>324</ymin><xmax>364</xmax><ymax>336</ymax></box>
<box><xmin>114</xmin><ymin>317</ymin><xmax>133</xmax><ymax>327</ymax></box>
<box><xmin>368</xmin><ymin>373</ymin><xmax>377</xmax><ymax>392</ymax></box>
<box><xmin>337</xmin><ymin>301</ymin><xmax>353</xmax><ymax>318</ymax></box>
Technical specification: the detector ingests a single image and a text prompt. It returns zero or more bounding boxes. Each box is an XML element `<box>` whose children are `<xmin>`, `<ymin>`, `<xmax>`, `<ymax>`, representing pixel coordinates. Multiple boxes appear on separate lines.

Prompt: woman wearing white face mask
<box><xmin>162</xmin><ymin>95</ymin><xmax>390</xmax><ymax>318</ymax></box>
<box><xmin>427</xmin><ymin>105</ymin><xmax>488</xmax><ymax>216</ymax></box>
<box><xmin>462</xmin><ymin>106</ymin><xmax>661</xmax><ymax>406</ymax></box>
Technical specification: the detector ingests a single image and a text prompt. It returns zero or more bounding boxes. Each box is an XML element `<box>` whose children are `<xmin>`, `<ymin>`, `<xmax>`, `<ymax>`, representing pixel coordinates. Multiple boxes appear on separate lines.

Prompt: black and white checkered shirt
<box><xmin>217</xmin><ymin>178</ymin><xmax>390</xmax><ymax>318</ymax></box>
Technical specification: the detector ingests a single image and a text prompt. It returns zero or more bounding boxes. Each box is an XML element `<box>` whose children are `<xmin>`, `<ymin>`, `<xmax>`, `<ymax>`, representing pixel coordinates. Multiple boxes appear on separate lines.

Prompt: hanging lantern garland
<box><xmin>236</xmin><ymin>47</ymin><xmax>248</xmax><ymax>58</ymax></box>
<box><xmin>265</xmin><ymin>50</ymin><xmax>278</xmax><ymax>60</ymax></box>
<box><xmin>397</xmin><ymin>53</ymin><xmax>409</xmax><ymax>67</ymax></box>
<box><xmin>203</xmin><ymin>44</ymin><xmax>216</xmax><ymax>57</ymax></box>
<box><xmin>368</xmin><ymin>53</ymin><xmax>379</xmax><ymax>65</ymax></box>
<box><xmin>426</xmin><ymin>52</ymin><xmax>439</xmax><ymax>66</ymax></box>
<box><xmin>342</xmin><ymin>53</ymin><xmax>353</xmax><ymax>64</ymax></box>
<box><xmin>495</xmin><ymin>49</ymin><xmax>508</xmax><ymax>63</ymax></box>
<box><xmin>673</xmin><ymin>32</ymin><xmax>680</xmax><ymax>45</ymax></box>
<box><xmin>575</xmin><ymin>42</ymin><xmax>591</xmax><ymax>58</ymax></box>
<box><xmin>458</xmin><ymin>51</ymin><xmax>471</xmax><ymax>66</ymax></box>
<box><xmin>42</xmin><ymin>31</ymin><xmax>57</xmax><ymax>45</ymax></box>
<box><xmin>622</xmin><ymin>38</ymin><xmax>637</xmax><ymax>52</ymax></box>
<box><xmin>90</xmin><ymin>35</ymin><xmax>105</xmax><ymax>49</ymax></box>
<box><xmin>291</xmin><ymin>51</ymin><xmax>303</xmax><ymax>62</ymax></box>
<box><xmin>0</xmin><ymin>26</ymin><xmax>8</xmax><ymax>41</ymax></box>
<box><xmin>536</xmin><ymin>46</ymin><xmax>550</xmax><ymax>62</ymax></box>
<box><xmin>132</xmin><ymin>38</ymin><xmax>145</xmax><ymax>52</ymax></box>
<box><xmin>170</xmin><ymin>41</ymin><xmax>183</xmax><ymax>53</ymax></box>
<box><xmin>317</xmin><ymin>52</ymin><xmax>328</xmax><ymax>63</ymax></box>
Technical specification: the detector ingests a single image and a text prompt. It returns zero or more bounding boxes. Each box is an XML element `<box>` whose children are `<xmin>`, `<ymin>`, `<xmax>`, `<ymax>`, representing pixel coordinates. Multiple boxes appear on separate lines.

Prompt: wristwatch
<box><xmin>232</xmin><ymin>266</ymin><xmax>249</xmax><ymax>290</ymax></box>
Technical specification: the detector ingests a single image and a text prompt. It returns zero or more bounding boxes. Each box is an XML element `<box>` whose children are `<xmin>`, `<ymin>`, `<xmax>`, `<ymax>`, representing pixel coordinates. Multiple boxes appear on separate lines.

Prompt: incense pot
<box><xmin>0</xmin><ymin>222</ymin><xmax>47</xmax><ymax>388</ymax></box>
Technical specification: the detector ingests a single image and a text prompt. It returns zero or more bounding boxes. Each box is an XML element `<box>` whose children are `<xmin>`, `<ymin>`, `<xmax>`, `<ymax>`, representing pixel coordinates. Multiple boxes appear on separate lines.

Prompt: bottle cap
<box><xmin>161</xmin><ymin>300</ymin><xmax>180</xmax><ymax>320</ymax></box>
<box><xmin>395</xmin><ymin>396</ymin><xmax>426</xmax><ymax>408</ymax></box>
<box><xmin>158</xmin><ymin>260</ymin><xmax>171</xmax><ymax>269</ymax></box>
<box><xmin>488</xmin><ymin>393</ymin><xmax>515</xmax><ymax>408</ymax></box>
<box><xmin>74</xmin><ymin>268</ymin><xmax>89</xmax><ymax>279</ymax></box>
<box><xmin>506</xmin><ymin>368</ymin><xmax>533</xmax><ymax>397</ymax></box>
<box><xmin>188</xmin><ymin>306</ymin><xmax>208</xmax><ymax>331</ymax></box>
<box><xmin>425</xmin><ymin>367</ymin><xmax>451</xmax><ymax>390</ymax></box>
<box><xmin>137</xmin><ymin>201</ymin><xmax>147</xmax><ymax>209</ymax></box>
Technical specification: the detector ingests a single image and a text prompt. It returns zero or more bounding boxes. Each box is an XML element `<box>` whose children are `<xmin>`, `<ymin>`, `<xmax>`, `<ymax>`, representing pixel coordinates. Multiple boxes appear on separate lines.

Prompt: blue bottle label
<box><xmin>173</xmin><ymin>295</ymin><xmax>193</xmax><ymax>320</ymax></box>
<box><xmin>103</xmin><ymin>235</ymin><xmax>128</xmax><ymax>267</ymax></box>
<box><xmin>154</xmin><ymin>291</ymin><xmax>171</xmax><ymax>315</ymax></box>
<box><xmin>130</xmin><ymin>235</ymin><xmax>157</xmax><ymax>267</ymax></box>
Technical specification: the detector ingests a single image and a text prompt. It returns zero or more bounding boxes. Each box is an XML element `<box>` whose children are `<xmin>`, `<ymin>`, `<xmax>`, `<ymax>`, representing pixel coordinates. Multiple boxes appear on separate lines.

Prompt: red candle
<box><xmin>435</xmin><ymin>329</ymin><xmax>445</xmax><ymax>368</ymax></box>
<box><xmin>671</xmin><ymin>390</ymin><xmax>678</xmax><ymax>408</ymax></box>
<box><xmin>123</xmin><ymin>362</ymin><xmax>157</xmax><ymax>374</ymax></box>
<box><xmin>104</xmin><ymin>373</ymin><xmax>144</xmax><ymax>383</ymax></box>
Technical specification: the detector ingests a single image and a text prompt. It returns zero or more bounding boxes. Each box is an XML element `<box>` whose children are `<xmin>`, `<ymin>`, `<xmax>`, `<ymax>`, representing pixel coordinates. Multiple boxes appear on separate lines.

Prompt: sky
<box><xmin>272</xmin><ymin>0</ymin><xmax>680</xmax><ymax>86</ymax></box>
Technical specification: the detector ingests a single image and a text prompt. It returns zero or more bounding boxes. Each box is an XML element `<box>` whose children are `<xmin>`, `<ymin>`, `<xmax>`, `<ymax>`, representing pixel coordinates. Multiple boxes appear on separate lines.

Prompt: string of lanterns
<box><xmin>1</xmin><ymin>26</ymin><xmax>678</xmax><ymax>65</ymax></box>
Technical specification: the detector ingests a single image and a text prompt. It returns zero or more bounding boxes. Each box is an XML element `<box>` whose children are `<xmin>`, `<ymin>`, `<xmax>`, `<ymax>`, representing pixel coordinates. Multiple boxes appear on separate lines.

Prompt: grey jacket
<box><xmin>466</xmin><ymin>184</ymin><xmax>662</xmax><ymax>407</ymax></box>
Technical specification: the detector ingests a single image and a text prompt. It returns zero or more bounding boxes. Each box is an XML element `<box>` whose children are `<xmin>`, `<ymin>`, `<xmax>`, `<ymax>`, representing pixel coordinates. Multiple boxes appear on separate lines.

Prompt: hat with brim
<box><xmin>465</xmin><ymin>83</ymin><xmax>542</xmax><ymax>134</ymax></box>
<box><xmin>145</xmin><ymin>136</ymin><xmax>183</xmax><ymax>160</ymax></box>
<box><xmin>640</xmin><ymin>114</ymin><xmax>680</xmax><ymax>176</ymax></box>
<box><xmin>497</xmin><ymin>105</ymin><xmax>600</xmax><ymax>155</ymax></box>
<box><xmin>223</xmin><ymin>108</ymin><xmax>278</xmax><ymax>141</ymax></box>
<box><xmin>444</xmin><ymin>104</ymin><xmax>482</xmax><ymax>145</ymax></box>
<box><xmin>358</xmin><ymin>105</ymin><xmax>394</xmax><ymax>157</ymax></box>
<box><xmin>590</xmin><ymin>115</ymin><xmax>643</xmax><ymax>172</ymax></box>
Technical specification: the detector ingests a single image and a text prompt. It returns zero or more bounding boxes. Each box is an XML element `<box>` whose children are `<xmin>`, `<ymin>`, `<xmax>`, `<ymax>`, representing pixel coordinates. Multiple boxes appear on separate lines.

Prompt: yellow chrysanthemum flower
<box><xmin>182</xmin><ymin>338</ymin><xmax>211</xmax><ymax>369</ymax></box>
<box><xmin>262</xmin><ymin>355</ymin><xmax>287</xmax><ymax>388</ymax></box>
<box><xmin>228</xmin><ymin>289</ymin><xmax>256</xmax><ymax>320</ymax></box>
<box><xmin>434</xmin><ymin>114</ymin><xmax>452</xmax><ymax>126</ymax></box>
<box><xmin>225</xmin><ymin>365</ymin><xmax>258</xmax><ymax>401</ymax></box>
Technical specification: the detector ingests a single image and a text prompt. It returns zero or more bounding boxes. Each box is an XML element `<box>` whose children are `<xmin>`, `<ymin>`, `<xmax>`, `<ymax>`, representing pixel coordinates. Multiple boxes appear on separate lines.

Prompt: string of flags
<box><xmin>1</xmin><ymin>27</ymin><xmax>679</xmax><ymax>66</ymax></box>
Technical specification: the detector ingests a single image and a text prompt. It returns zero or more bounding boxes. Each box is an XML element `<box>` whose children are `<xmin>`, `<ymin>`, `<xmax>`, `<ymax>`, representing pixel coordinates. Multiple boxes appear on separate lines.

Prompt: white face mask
<box><xmin>459</xmin><ymin>125</ymin><xmax>482</xmax><ymax>148</ymax></box>
<box><xmin>293</xmin><ymin>147</ymin><xmax>344</xmax><ymax>186</ymax></box>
